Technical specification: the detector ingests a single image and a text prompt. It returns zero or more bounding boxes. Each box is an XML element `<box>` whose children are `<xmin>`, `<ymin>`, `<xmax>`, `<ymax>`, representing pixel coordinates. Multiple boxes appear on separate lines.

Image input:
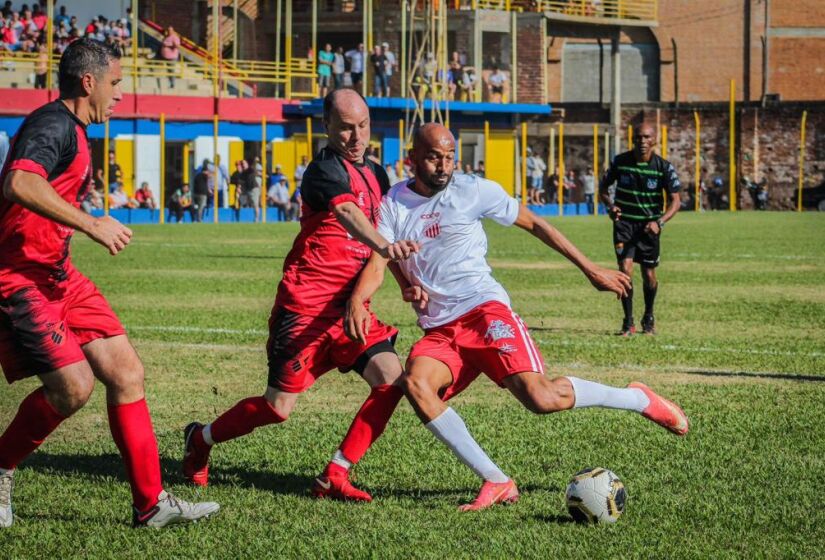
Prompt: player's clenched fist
<box><xmin>86</xmin><ymin>216</ymin><xmax>133</xmax><ymax>255</ymax></box>
<box><xmin>380</xmin><ymin>240</ymin><xmax>420</xmax><ymax>261</ymax></box>
<box><xmin>344</xmin><ymin>297</ymin><xmax>371</xmax><ymax>344</ymax></box>
<box><xmin>584</xmin><ymin>265</ymin><xmax>632</xmax><ymax>298</ymax></box>
<box><xmin>402</xmin><ymin>285</ymin><xmax>429</xmax><ymax>310</ymax></box>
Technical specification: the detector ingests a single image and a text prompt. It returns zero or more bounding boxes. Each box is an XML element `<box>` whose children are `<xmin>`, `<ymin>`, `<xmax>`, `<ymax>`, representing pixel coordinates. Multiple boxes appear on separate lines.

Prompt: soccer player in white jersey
<box><xmin>344</xmin><ymin>124</ymin><xmax>689</xmax><ymax>511</ymax></box>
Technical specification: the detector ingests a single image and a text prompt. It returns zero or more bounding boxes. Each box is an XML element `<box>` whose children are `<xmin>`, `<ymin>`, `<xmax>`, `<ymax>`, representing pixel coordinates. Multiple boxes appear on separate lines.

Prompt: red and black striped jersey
<box><xmin>0</xmin><ymin>100</ymin><xmax>93</xmax><ymax>299</ymax></box>
<box><xmin>275</xmin><ymin>147</ymin><xmax>391</xmax><ymax>317</ymax></box>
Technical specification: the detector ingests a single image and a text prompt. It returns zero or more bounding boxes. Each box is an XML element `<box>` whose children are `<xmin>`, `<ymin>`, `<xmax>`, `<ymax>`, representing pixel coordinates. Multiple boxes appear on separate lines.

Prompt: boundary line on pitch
<box><xmin>127</xmin><ymin>324</ymin><xmax>825</xmax><ymax>359</ymax></box>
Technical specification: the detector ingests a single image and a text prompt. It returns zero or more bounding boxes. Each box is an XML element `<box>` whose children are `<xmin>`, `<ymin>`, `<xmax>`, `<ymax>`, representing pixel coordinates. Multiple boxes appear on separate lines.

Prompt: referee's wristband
<box><xmin>656</xmin><ymin>219</ymin><xmax>665</xmax><ymax>229</ymax></box>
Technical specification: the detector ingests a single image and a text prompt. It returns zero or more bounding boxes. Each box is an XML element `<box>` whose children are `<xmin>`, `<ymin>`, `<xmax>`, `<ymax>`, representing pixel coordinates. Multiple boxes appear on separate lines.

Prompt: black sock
<box><xmin>621</xmin><ymin>285</ymin><xmax>634</xmax><ymax>323</ymax></box>
<box><xmin>643</xmin><ymin>283</ymin><xmax>658</xmax><ymax>317</ymax></box>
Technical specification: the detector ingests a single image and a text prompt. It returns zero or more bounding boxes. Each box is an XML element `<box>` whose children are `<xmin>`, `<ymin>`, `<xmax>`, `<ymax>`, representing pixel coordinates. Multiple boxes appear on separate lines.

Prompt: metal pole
<box><xmin>159</xmin><ymin>113</ymin><xmax>165</xmax><ymax>224</ymax></box>
<box><xmin>104</xmin><ymin>119</ymin><xmax>110</xmax><ymax>215</ymax></box>
<box><xmin>262</xmin><ymin>114</ymin><xmax>268</xmax><ymax>223</ymax></box>
<box><xmin>549</xmin><ymin>127</ymin><xmax>555</xmax><ymax>176</ymax></box>
<box><xmin>213</xmin><ymin>113</ymin><xmax>219</xmax><ymax>223</ymax></box>
<box><xmin>306</xmin><ymin>116</ymin><xmax>313</xmax><ymax>158</ymax></box>
<box><xmin>628</xmin><ymin>124</ymin><xmax>633</xmax><ymax>151</ymax></box>
<box><xmin>275</xmin><ymin>0</ymin><xmax>282</xmax><ymax>97</ymax></box>
<box><xmin>593</xmin><ymin>124</ymin><xmax>599</xmax><ymax>216</ymax></box>
<box><xmin>694</xmin><ymin>110</ymin><xmax>701</xmax><ymax>212</ymax></box>
<box><xmin>510</xmin><ymin>11</ymin><xmax>517</xmax><ymax>103</ymax></box>
<box><xmin>312</xmin><ymin>0</ymin><xmax>317</xmax><ymax>97</ymax></box>
<box><xmin>212</xmin><ymin>0</ymin><xmax>220</xmax><ymax>99</ymax></box>
<box><xmin>132</xmin><ymin>0</ymin><xmax>138</xmax><ymax>104</ymax></box>
<box><xmin>610</xmin><ymin>32</ymin><xmax>621</xmax><ymax>158</ymax></box>
<box><xmin>798</xmin><ymin>110</ymin><xmax>807</xmax><ymax>212</ymax></box>
<box><xmin>401</xmin><ymin>0</ymin><xmax>407</xmax><ymax>101</ymax></box>
<box><xmin>398</xmin><ymin>119</ymin><xmax>404</xmax><ymax>175</ymax></box>
<box><xmin>183</xmin><ymin>143</ymin><xmax>190</xmax><ymax>186</ymax></box>
<box><xmin>361</xmin><ymin>0</ymin><xmax>367</xmax><ymax>98</ymax></box>
<box><xmin>520</xmin><ymin>122</ymin><xmax>527</xmax><ymax>205</ymax></box>
<box><xmin>484</xmin><ymin>120</ymin><xmax>489</xmax><ymax>174</ymax></box>
<box><xmin>46</xmin><ymin>0</ymin><xmax>53</xmax><ymax>96</ymax></box>
<box><xmin>540</xmin><ymin>17</ymin><xmax>547</xmax><ymax>105</ymax></box>
<box><xmin>661</xmin><ymin>125</ymin><xmax>668</xmax><ymax>159</ymax></box>
<box><xmin>233</xmin><ymin>0</ymin><xmax>238</xmax><ymax>63</ymax></box>
<box><xmin>558</xmin><ymin>122</ymin><xmax>564</xmax><ymax>216</ymax></box>
<box><xmin>286</xmin><ymin>0</ymin><xmax>293</xmax><ymax>99</ymax></box>
<box><xmin>603</xmin><ymin>129</ymin><xmax>609</xmax><ymax>172</ymax></box>
<box><xmin>729</xmin><ymin>78</ymin><xmax>736</xmax><ymax>211</ymax></box>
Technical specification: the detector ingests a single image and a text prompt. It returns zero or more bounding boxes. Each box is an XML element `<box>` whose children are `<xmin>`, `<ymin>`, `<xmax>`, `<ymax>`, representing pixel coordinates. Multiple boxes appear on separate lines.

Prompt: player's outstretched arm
<box><xmin>332</xmin><ymin>201</ymin><xmax>419</xmax><ymax>261</ymax></box>
<box><xmin>345</xmin><ymin>251</ymin><xmax>390</xmax><ymax>343</ymax></box>
<box><xmin>3</xmin><ymin>170</ymin><xmax>132</xmax><ymax>255</ymax></box>
<box><xmin>513</xmin><ymin>205</ymin><xmax>630</xmax><ymax>298</ymax></box>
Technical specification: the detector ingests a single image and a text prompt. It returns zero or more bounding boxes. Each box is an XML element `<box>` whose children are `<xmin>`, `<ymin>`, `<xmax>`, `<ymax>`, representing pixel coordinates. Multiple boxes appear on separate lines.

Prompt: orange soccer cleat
<box><xmin>459</xmin><ymin>479</ymin><xmax>519</xmax><ymax>512</ymax></box>
<box><xmin>628</xmin><ymin>382</ymin><xmax>689</xmax><ymax>436</ymax></box>
<box><xmin>312</xmin><ymin>472</ymin><xmax>373</xmax><ymax>503</ymax></box>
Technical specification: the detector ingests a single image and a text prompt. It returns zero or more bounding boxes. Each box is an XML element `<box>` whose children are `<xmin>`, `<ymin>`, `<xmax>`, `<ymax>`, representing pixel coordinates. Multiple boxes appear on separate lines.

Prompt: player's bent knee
<box><xmin>48</xmin><ymin>373</ymin><xmax>95</xmax><ymax>416</ymax></box>
<box><xmin>400</xmin><ymin>371</ymin><xmax>437</xmax><ymax>404</ymax></box>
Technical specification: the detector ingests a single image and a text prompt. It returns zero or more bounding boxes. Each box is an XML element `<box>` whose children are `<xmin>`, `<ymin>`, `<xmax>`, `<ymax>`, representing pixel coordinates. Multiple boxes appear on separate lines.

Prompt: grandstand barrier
<box><xmin>90</xmin><ymin>208</ymin><xmax>298</xmax><ymax>225</ymax></box>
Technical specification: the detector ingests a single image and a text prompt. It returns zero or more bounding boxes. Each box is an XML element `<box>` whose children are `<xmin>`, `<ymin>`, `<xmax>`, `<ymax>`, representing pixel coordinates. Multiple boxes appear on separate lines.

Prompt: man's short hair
<box><xmin>58</xmin><ymin>37</ymin><xmax>120</xmax><ymax>98</ymax></box>
<box><xmin>322</xmin><ymin>88</ymin><xmax>366</xmax><ymax>123</ymax></box>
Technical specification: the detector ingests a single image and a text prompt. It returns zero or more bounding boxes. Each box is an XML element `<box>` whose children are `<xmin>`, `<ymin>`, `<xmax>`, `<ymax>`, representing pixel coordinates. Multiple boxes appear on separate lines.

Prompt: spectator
<box><xmin>318</xmin><ymin>43</ymin><xmax>334</xmax><ymax>97</ymax></box>
<box><xmin>423</xmin><ymin>52</ymin><xmax>437</xmax><ymax>87</ymax></box>
<box><xmin>193</xmin><ymin>161</ymin><xmax>211</xmax><ymax>222</ymax></box>
<box><xmin>526</xmin><ymin>147</ymin><xmax>547</xmax><ymax>204</ymax></box>
<box><xmin>382</xmin><ymin>41</ymin><xmax>396</xmax><ymax>97</ymax></box>
<box><xmin>31</xmin><ymin>3</ymin><xmax>46</xmax><ymax>30</ymax></box>
<box><xmin>370</xmin><ymin>44</ymin><xmax>387</xmax><ymax>98</ymax></box>
<box><xmin>463</xmin><ymin>163</ymin><xmax>474</xmax><ymax>176</ymax></box>
<box><xmin>365</xmin><ymin>145</ymin><xmax>380</xmax><ymax>165</ymax></box>
<box><xmin>157</xmin><ymin>25</ymin><xmax>180</xmax><ymax>89</ymax></box>
<box><xmin>294</xmin><ymin>155</ymin><xmax>308</xmax><ymax>190</ymax></box>
<box><xmin>385</xmin><ymin>162</ymin><xmax>399</xmax><ymax>185</ymax></box>
<box><xmin>54</xmin><ymin>5</ymin><xmax>69</xmax><ymax>28</ymax></box>
<box><xmin>109</xmin><ymin>183</ymin><xmax>136</xmax><ymax>209</ymax></box>
<box><xmin>475</xmin><ymin>160</ymin><xmax>486</xmax><ymax>178</ymax></box>
<box><xmin>289</xmin><ymin>182</ymin><xmax>302</xmax><ymax>220</ymax></box>
<box><xmin>345</xmin><ymin>43</ymin><xmax>364</xmax><ymax>90</ymax></box>
<box><xmin>1</xmin><ymin>1</ymin><xmax>12</xmax><ymax>19</ymax></box>
<box><xmin>582</xmin><ymin>166</ymin><xmax>596</xmax><ymax>213</ymax></box>
<box><xmin>487</xmin><ymin>66</ymin><xmax>507</xmax><ymax>103</ymax></box>
<box><xmin>332</xmin><ymin>45</ymin><xmax>345</xmax><ymax>89</ymax></box>
<box><xmin>81</xmin><ymin>187</ymin><xmax>103</xmax><ymax>213</ymax></box>
<box><xmin>135</xmin><ymin>181</ymin><xmax>156</xmax><ymax>209</ymax></box>
<box><xmin>96</xmin><ymin>151</ymin><xmax>122</xmax><ymax>192</ymax></box>
<box><xmin>563</xmin><ymin>169</ymin><xmax>577</xmax><ymax>202</ymax></box>
<box><xmin>169</xmin><ymin>184</ymin><xmax>194</xmax><ymax>223</ymax></box>
<box><xmin>267</xmin><ymin>177</ymin><xmax>293</xmax><ymax>221</ymax></box>
<box><xmin>243</xmin><ymin>159</ymin><xmax>262</xmax><ymax>222</ymax></box>
<box><xmin>270</xmin><ymin>163</ymin><xmax>288</xmax><ymax>192</ymax></box>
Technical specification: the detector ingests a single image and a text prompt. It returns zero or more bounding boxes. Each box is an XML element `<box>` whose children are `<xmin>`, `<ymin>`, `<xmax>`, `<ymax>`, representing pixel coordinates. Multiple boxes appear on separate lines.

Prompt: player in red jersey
<box><xmin>182</xmin><ymin>89</ymin><xmax>419</xmax><ymax>502</ymax></box>
<box><xmin>0</xmin><ymin>39</ymin><xmax>219</xmax><ymax>528</ymax></box>
<box><xmin>346</xmin><ymin>124</ymin><xmax>689</xmax><ymax>511</ymax></box>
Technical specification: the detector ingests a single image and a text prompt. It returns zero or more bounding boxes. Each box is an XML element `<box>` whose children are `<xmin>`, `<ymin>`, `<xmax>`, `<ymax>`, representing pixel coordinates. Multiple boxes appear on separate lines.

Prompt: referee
<box><xmin>599</xmin><ymin>124</ymin><xmax>681</xmax><ymax>335</ymax></box>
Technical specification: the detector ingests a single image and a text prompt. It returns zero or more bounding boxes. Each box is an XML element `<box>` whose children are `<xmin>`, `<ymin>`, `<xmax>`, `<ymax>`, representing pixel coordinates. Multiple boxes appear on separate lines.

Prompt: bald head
<box><xmin>323</xmin><ymin>89</ymin><xmax>370</xmax><ymax>162</ymax></box>
<box><xmin>410</xmin><ymin>123</ymin><xmax>456</xmax><ymax>196</ymax></box>
<box><xmin>635</xmin><ymin>122</ymin><xmax>657</xmax><ymax>161</ymax></box>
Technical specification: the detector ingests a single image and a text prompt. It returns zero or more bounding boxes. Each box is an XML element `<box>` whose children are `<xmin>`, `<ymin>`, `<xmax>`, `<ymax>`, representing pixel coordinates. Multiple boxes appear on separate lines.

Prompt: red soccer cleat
<box><xmin>459</xmin><ymin>479</ymin><xmax>519</xmax><ymax>512</ymax></box>
<box><xmin>312</xmin><ymin>472</ymin><xmax>373</xmax><ymax>502</ymax></box>
<box><xmin>628</xmin><ymin>382</ymin><xmax>689</xmax><ymax>436</ymax></box>
<box><xmin>183</xmin><ymin>422</ymin><xmax>211</xmax><ymax>487</ymax></box>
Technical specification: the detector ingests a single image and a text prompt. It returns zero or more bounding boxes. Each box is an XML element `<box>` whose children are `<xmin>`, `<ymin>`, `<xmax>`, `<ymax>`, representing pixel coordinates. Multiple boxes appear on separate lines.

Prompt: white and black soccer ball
<box><xmin>565</xmin><ymin>467</ymin><xmax>626</xmax><ymax>524</ymax></box>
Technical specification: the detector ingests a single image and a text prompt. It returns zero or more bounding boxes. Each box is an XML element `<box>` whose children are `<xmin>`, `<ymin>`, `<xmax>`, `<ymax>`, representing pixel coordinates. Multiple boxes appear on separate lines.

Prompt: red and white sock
<box><xmin>107</xmin><ymin>399</ymin><xmax>164</xmax><ymax>512</ymax></box>
<box><xmin>566</xmin><ymin>376</ymin><xmax>649</xmax><ymax>412</ymax></box>
<box><xmin>0</xmin><ymin>388</ymin><xmax>66</xmax><ymax>470</ymax></box>
<box><xmin>324</xmin><ymin>384</ymin><xmax>403</xmax><ymax>476</ymax></box>
<box><xmin>207</xmin><ymin>396</ymin><xmax>285</xmax><ymax>445</ymax></box>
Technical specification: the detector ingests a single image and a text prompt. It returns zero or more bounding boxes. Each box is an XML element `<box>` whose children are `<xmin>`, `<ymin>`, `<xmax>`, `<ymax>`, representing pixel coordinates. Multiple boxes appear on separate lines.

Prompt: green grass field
<box><xmin>1</xmin><ymin>212</ymin><xmax>824</xmax><ymax>559</ymax></box>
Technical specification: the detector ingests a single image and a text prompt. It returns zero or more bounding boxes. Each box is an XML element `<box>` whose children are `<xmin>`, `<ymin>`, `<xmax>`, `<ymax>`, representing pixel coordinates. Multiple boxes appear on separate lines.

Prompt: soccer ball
<box><xmin>565</xmin><ymin>467</ymin><xmax>626</xmax><ymax>524</ymax></box>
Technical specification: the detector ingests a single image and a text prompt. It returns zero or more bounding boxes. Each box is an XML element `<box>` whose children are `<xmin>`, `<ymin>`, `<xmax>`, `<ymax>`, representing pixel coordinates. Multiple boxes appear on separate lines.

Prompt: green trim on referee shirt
<box><xmin>616</xmin><ymin>197</ymin><xmax>662</xmax><ymax>209</ymax></box>
<box><xmin>617</xmin><ymin>165</ymin><xmax>663</xmax><ymax>177</ymax></box>
<box><xmin>616</xmin><ymin>186</ymin><xmax>662</xmax><ymax>198</ymax></box>
<box><xmin>620</xmin><ymin>212</ymin><xmax>662</xmax><ymax>221</ymax></box>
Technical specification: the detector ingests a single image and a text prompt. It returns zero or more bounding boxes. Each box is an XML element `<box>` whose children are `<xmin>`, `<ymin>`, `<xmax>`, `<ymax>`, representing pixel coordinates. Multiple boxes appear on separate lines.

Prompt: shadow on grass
<box><xmin>205</xmin><ymin>254</ymin><xmax>285</xmax><ymax>260</ymax></box>
<box><xmin>682</xmin><ymin>369</ymin><xmax>825</xmax><ymax>383</ymax></box>
<box><xmin>531</xmin><ymin>513</ymin><xmax>577</xmax><ymax>525</ymax></box>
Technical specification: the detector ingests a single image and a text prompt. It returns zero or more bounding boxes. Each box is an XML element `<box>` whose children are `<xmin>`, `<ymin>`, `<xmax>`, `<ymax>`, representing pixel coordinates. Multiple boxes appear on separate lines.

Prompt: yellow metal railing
<box><xmin>0</xmin><ymin>51</ymin><xmax>317</xmax><ymax>98</ymax></box>
<box><xmin>472</xmin><ymin>0</ymin><xmax>658</xmax><ymax>21</ymax></box>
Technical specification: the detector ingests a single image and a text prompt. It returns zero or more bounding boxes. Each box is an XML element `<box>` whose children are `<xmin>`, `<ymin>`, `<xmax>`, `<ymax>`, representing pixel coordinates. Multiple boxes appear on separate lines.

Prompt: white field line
<box><xmin>127</xmin><ymin>324</ymin><xmax>825</xmax><ymax>359</ymax></box>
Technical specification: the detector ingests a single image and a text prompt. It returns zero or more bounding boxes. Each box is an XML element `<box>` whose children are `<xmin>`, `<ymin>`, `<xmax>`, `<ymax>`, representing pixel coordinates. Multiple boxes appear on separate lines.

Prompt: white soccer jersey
<box><xmin>378</xmin><ymin>172</ymin><xmax>520</xmax><ymax>329</ymax></box>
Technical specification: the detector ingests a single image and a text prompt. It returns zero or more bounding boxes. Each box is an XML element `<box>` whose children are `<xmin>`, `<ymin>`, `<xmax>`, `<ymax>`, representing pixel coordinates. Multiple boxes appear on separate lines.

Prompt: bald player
<box><xmin>183</xmin><ymin>89</ymin><xmax>418</xmax><ymax>502</ymax></box>
<box><xmin>599</xmin><ymin>124</ymin><xmax>681</xmax><ymax>336</ymax></box>
<box><xmin>344</xmin><ymin>124</ymin><xmax>689</xmax><ymax>511</ymax></box>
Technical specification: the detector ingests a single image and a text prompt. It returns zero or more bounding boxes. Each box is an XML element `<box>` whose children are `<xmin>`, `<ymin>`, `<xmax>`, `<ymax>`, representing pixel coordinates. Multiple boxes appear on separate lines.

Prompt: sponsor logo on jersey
<box><xmin>420</xmin><ymin>212</ymin><xmax>441</xmax><ymax>220</ymax></box>
<box><xmin>486</xmin><ymin>319</ymin><xmax>515</xmax><ymax>342</ymax></box>
<box><xmin>46</xmin><ymin>321</ymin><xmax>66</xmax><ymax>346</ymax></box>
<box><xmin>424</xmin><ymin>222</ymin><xmax>441</xmax><ymax>239</ymax></box>
<box><xmin>646</xmin><ymin>178</ymin><xmax>658</xmax><ymax>190</ymax></box>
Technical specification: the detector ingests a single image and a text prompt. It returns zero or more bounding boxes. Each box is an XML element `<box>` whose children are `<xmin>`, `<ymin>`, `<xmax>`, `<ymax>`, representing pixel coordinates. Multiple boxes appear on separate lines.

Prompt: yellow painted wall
<box><xmin>486</xmin><ymin>130</ymin><xmax>515</xmax><ymax>195</ymax></box>
<box><xmin>228</xmin><ymin>141</ymin><xmax>244</xmax><ymax>204</ymax></box>
<box><xmin>114</xmin><ymin>139</ymin><xmax>134</xmax><ymax>195</ymax></box>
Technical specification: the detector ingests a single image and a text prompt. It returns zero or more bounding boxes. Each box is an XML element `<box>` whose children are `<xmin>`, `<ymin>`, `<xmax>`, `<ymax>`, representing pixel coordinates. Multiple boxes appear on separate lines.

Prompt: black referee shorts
<box><xmin>613</xmin><ymin>219</ymin><xmax>660</xmax><ymax>268</ymax></box>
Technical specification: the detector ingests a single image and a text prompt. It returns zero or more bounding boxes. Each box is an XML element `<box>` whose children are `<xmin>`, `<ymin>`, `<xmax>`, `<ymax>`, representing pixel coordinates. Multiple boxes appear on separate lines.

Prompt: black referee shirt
<box><xmin>599</xmin><ymin>151</ymin><xmax>681</xmax><ymax>221</ymax></box>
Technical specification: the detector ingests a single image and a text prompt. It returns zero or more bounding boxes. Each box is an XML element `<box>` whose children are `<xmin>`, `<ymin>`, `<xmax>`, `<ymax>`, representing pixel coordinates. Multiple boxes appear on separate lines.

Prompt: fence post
<box><xmin>213</xmin><ymin>113</ymin><xmax>219</xmax><ymax>223</ymax></box>
<box><xmin>593</xmin><ymin>124</ymin><xmax>599</xmax><ymax>216</ymax></box>
<box><xmin>694</xmin><ymin>111</ymin><xmax>701</xmax><ymax>212</ymax></box>
<box><xmin>558</xmin><ymin>122</ymin><xmax>564</xmax><ymax>216</ymax></box>
<box><xmin>627</xmin><ymin>124</ymin><xmax>633</xmax><ymax>151</ymax></box>
<box><xmin>520</xmin><ymin>122</ymin><xmax>527</xmax><ymax>205</ymax></box>
<box><xmin>798</xmin><ymin>110</ymin><xmax>808</xmax><ymax>212</ymax></box>
<box><xmin>262</xmin><ymin>114</ymin><xmax>268</xmax><ymax>223</ymax></box>
<box><xmin>729</xmin><ymin>78</ymin><xmax>736</xmax><ymax>211</ymax></box>
<box><xmin>104</xmin><ymin>119</ymin><xmax>110</xmax><ymax>216</ymax></box>
<box><xmin>159</xmin><ymin>113</ymin><xmax>165</xmax><ymax>224</ymax></box>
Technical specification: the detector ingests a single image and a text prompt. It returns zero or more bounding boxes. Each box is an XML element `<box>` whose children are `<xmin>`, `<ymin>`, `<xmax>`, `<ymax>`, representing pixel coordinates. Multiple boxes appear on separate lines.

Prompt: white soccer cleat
<box><xmin>132</xmin><ymin>490</ymin><xmax>219</xmax><ymax>528</ymax></box>
<box><xmin>0</xmin><ymin>469</ymin><xmax>13</xmax><ymax>528</ymax></box>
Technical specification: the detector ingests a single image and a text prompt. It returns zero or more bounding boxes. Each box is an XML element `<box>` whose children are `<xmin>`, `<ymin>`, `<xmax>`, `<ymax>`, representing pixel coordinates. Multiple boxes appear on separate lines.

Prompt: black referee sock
<box><xmin>643</xmin><ymin>283</ymin><xmax>658</xmax><ymax>317</ymax></box>
<box><xmin>621</xmin><ymin>285</ymin><xmax>634</xmax><ymax>324</ymax></box>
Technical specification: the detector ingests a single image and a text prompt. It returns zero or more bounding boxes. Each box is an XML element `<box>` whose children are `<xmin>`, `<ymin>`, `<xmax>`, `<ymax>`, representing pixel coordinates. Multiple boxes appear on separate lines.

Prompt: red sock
<box><xmin>210</xmin><ymin>396</ymin><xmax>285</xmax><ymax>444</ymax></box>
<box><xmin>107</xmin><ymin>399</ymin><xmax>163</xmax><ymax>512</ymax></box>
<box><xmin>336</xmin><ymin>385</ymin><xmax>403</xmax><ymax>466</ymax></box>
<box><xmin>0</xmin><ymin>388</ymin><xmax>66</xmax><ymax>470</ymax></box>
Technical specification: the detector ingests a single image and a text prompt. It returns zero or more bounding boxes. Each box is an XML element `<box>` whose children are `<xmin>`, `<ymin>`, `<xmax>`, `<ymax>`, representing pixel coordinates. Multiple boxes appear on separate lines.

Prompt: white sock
<box><xmin>425</xmin><ymin>407</ymin><xmax>509</xmax><ymax>483</ymax></box>
<box><xmin>567</xmin><ymin>376</ymin><xmax>649</xmax><ymax>412</ymax></box>
<box><xmin>331</xmin><ymin>449</ymin><xmax>353</xmax><ymax>471</ymax></box>
<box><xmin>202</xmin><ymin>424</ymin><xmax>215</xmax><ymax>446</ymax></box>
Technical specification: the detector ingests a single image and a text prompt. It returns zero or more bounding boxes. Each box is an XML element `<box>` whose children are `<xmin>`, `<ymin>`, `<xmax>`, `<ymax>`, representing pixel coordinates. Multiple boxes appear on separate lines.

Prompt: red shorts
<box><xmin>266</xmin><ymin>305</ymin><xmax>398</xmax><ymax>393</ymax></box>
<box><xmin>0</xmin><ymin>271</ymin><xmax>126</xmax><ymax>383</ymax></box>
<box><xmin>407</xmin><ymin>300</ymin><xmax>544</xmax><ymax>401</ymax></box>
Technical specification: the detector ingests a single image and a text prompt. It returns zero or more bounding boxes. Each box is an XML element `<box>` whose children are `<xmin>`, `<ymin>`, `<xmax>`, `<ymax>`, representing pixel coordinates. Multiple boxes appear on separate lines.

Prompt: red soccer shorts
<box><xmin>407</xmin><ymin>300</ymin><xmax>545</xmax><ymax>401</ymax></box>
<box><xmin>266</xmin><ymin>305</ymin><xmax>398</xmax><ymax>394</ymax></box>
<box><xmin>0</xmin><ymin>270</ymin><xmax>126</xmax><ymax>383</ymax></box>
